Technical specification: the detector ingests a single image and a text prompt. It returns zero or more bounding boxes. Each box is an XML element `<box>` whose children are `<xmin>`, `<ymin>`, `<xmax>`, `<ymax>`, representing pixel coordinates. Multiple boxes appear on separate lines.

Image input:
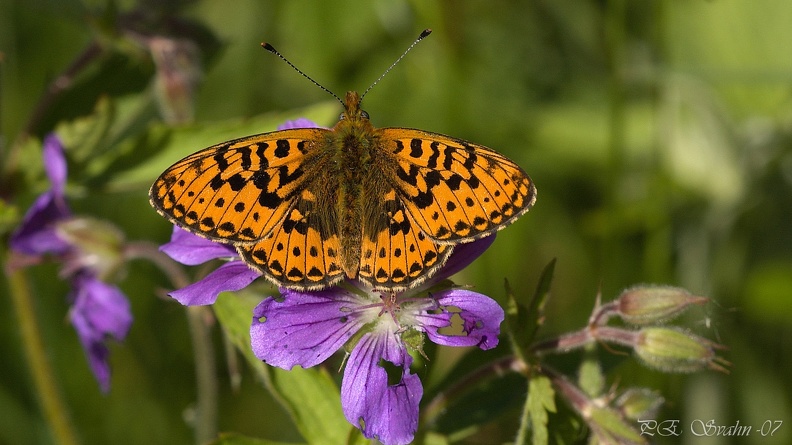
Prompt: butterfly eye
<box><xmin>338</xmin><ymin>113</ymin><xmax>346</xmax><ymax>120</ymax></box>
<box><xmin>361</xmin><ymin>110</ymin><xmax>370</xmax><ymax>120</ymax></box>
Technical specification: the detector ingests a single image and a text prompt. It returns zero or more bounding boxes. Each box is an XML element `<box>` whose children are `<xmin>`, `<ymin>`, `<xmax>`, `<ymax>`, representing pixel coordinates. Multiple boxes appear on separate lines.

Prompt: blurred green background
<box><xmin>1</xmin><ymin>0</ymin><xmax>791</xmax><ymax>444</ymax></box>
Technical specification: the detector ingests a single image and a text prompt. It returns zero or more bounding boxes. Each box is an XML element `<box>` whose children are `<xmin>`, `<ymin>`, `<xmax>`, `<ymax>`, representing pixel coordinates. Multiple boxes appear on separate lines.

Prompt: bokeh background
<box><xmin>1</xmin><ymin>1</ymin><xmax>791</xmax><ymax>444</ymax></box>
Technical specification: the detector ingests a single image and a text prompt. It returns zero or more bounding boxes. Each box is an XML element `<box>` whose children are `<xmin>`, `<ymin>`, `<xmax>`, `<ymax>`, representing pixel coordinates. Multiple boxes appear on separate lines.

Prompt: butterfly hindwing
<box><xmin>381</xmin><ymin>129</ymin><xmax>536</xmax><ymax>243</ymax></box>
<box><xmin>149</xmin><ymin>128</ymin><xmax>329</xmax><ymax>243</ymax></box>
<box><xmin>358</xmin><ymin>189</ymin><xmax>453</xmax><ymax>290</ymax></box>
<box><xmin>236</xmin><ymin>188</ymin><xmax>345</xmax><ymax>290</ymax></box>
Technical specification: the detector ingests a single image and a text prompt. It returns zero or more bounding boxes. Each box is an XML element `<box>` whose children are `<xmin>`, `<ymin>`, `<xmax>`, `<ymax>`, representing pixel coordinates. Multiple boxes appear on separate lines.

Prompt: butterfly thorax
<box><xmin>329</xmin><ymin>91</ymin><xmax>389</xmax><ymax>279</ymax></box>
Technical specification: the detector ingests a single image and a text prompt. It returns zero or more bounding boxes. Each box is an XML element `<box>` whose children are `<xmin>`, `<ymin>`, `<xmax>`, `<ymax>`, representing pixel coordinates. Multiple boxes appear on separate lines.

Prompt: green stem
<box><xmin>6</xmin><ymin>265</ymin><xmax>81</xmax><ymax>445</ymax></box>
<box><xmin>514</xmin><ymin>379</ymin><xmax>532</xmax><ymax>445</ymax></box>
<box><xmin>602</xmin><ymin>0</ymin><xmax>628</xmax><ymax>287</ymax></box>
<box><xmin>125</xmin><ymin>242</ymin><xmax>218</xmax><ymax>443</ymax></box>
<box><xmin>186</xmin><ymin>306</ymin><xmax>218</xmax><ymax>444</ymax></box>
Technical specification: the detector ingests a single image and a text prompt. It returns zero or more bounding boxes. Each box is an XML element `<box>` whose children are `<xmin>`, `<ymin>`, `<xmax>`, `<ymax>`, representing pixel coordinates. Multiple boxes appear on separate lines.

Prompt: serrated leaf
<box><xmin>588</xmin><ymin>406</ymin><xmax>646</xmax><ymax>444</ymax></box>
<box><xmin>523</xmin><ymin>375</ymin><xmax>555</xmax><ymax>445</ymax></box>
<box><xmin>213</xmin><ymin>292</ymin><xmax>352</xmax><ymax>445</ymax></box>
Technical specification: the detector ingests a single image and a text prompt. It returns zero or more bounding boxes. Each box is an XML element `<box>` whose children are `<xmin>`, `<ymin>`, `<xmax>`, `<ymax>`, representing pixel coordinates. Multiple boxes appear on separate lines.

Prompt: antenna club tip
<box><xmin>261</xmin><ymin>42</ymin><xmax>277</xmax><ymax>53</ymax></box>
<box><xmin>420</xmin><ymin>29</ymin><xmax>432</xmax><ymax>38</ymax></box>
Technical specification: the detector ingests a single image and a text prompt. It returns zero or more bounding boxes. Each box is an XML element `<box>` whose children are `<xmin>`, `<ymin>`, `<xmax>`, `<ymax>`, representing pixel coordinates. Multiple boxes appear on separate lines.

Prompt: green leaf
<box><xmin>588</xmin><ymin>406</ymin><xmax>646</xmax><ymax>444</ymax></box>
<box><xmin>0</xmin><ymin>197</ymin><xmax>20</xmax><ymax>238</ymax></box>
<box><xmin>209</xmin><ymin>432</ymin><xmax>303</xmax><ymax>445</ymax></box>
<box><xmin>422</xmin><ymin>431</ymin><xmax>450</xmax><ymax>445</ymax></box>
<box><xmin>521</xmin><ymin>375</ymin><xmax>555</xmax><ymax>445</ymax></box>
<box><xmin>503</xmin><ymin>258</ymin><xmax>556</xmax><ymax>358</ymax></box>
<box><xmin>577</xmin><ymin>357</ymin><xmax>605</xmax><ymax>398</ymax></box>
<box><xmin>213</xmin><ymin>291</ymin><xmax>352</xmax><ymax>445</ymax></box>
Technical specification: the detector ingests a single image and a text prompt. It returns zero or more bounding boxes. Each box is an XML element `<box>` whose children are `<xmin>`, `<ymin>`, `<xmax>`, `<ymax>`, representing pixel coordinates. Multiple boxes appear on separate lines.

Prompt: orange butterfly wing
<box><xmin>235</xmin><ymin>188</ymin><xmax>346</xmax><ymax>290</ymax></box>
<box><xmin>380</xmin><ymin>129</ymin><xmax>536</xmax><ymax>243</ymax></box>
<box><xmin>357</xmin><ymin>189</ymin><xmax>453</xmax><ymax>290</ymax></box>
<box><xmin>149</xmin><ymin>128</ymin><xmax>329</xmax><ymax>243</ymax></box>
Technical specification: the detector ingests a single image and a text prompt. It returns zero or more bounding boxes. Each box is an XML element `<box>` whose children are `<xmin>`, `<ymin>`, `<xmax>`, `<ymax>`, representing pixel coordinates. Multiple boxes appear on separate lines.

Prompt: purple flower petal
<box><xmin>251</xmin><ymin>288</ymin><xmax>369</xmax><ymax>369</ymax></box>
<box><xmin>43</xmin><ymin>134</ymin><xmax>67</xmax><ymax>193</ymax></box>
<box><xmin>341</xmin><ymin>331</ymin><xmax>422</xmax><ymax>445</ymax></box>
<box><xmin>9</xmin><ymin>191</ymin><xmax>71</xmax><ymax>255</ymax></box>
<box><xmin>10</xmin><ymin>135</ymin><xmax>72</xmax><ymax>256</ymax></box>
<box><xmin>170</xmin><ymin>260</ymin><xmax>260</xmax><ymax>306</ymax></box>
<box><xmin>277</xmin><ymin>118</ymin><xmax>320</xmax><ymax>130</ymax></box>
<box><xmin>69</xmin><ymin>275</ymin><xmax>132</xmax><ymax>393</ymax></box>
<box><xmin>417</xmin><ymin>289</ymin><xmax>504</xmax><ymax>350</ymax></box>
<box><xmin>430</xmin><ymin>235</ymin><xmax>495</xmax><ymax>282</ymax></box>
<box><xmin>160</xmin><ymin>226</ymin><xmax>236</xmax><ymax>265</ymax></box>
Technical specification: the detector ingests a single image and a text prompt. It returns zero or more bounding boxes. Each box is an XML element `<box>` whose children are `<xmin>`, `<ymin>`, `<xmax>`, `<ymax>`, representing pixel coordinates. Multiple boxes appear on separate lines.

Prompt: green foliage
<box><xmin>2</xmin><ymin>1</ymin><xmax>791</xmax><ymax>444</ymax></box>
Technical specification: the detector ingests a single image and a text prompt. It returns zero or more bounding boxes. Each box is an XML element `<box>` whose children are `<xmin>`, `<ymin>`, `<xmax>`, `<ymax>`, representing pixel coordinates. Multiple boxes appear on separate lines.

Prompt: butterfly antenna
<box><xmin>261</xmin><ymin>41</ymin><xmax>344</xmax><ymax>105</ymax></box>
<box><xmin>360</xmin><ymin>28</ymin><xmax>432</xmax><ymax>101</ymax></box>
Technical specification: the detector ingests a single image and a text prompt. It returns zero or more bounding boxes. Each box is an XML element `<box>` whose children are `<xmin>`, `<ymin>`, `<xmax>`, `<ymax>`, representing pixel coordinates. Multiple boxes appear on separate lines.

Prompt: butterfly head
<box><xmin>339</xmin><ymin>91</ymin><xmax>370</xmax><ymax>123</ymax></box>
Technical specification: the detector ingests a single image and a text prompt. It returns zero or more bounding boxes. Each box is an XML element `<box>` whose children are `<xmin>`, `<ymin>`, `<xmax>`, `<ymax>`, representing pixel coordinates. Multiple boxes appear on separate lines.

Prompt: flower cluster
<box><xmin>10</xmin><ymin>134</ymin><xmax>132</xmax><ymax>393</ymax></box>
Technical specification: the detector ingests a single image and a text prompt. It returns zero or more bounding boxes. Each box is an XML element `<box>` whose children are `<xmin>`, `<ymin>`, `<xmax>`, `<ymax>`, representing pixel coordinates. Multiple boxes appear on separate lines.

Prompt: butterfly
<box><xmin>150</xmin><ymin>31</ymin><xmax>536</xmax><ymax>292</ymax></box>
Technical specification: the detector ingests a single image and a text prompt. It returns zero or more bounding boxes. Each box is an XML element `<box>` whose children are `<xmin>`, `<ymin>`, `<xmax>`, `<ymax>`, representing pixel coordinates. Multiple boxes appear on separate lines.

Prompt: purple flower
<box><xmin>251</xmin><ymin>237</ymin><xmax>504</xmax><ymax>445</ymax></box>
<box><xmin>159</xmin><ymin>226</ymin><xmax>259</xmax><ymax>305</ymax></box>
<box><xmin>10</xmin><ymin>134</ymin><xmax>132</xmax><ymax>392</ymax></box>
<box><xmin>69</xmin><ymin>274</ymin><xmax>132</xmax><ymax>393</ymax></box>
<box><xmin>277</xmin><ymin>117</ymin><xmax>320</xmax><ymax>130</ymax></box>
<box><xmin>10</xmin><ymin>134</ymin><xmax>71</xmax><ymax>255</ymax></box>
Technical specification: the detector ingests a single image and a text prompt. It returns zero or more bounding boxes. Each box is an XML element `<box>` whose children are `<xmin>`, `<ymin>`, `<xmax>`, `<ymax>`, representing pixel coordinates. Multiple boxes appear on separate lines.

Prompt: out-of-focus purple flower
<box><xmin>277</xmin><ymin>117</ymin><xmax>321</xmax><ymax>130</ymax></box>
<box><xmin>10</xmin><ymin>134</ymin><xmax>132</xmax><ymax>392</ymax></box>
<box><xmin>10</xmin><ymin>134</ymin><xmax>71</xmax><ymax>255</ymax></box>
<box><xmin>70</xmin><ymin>274</ymin><xmax>132</xmax><ymax>393</ymax></box>
<box><xmin>251</xmin><ymin>237</ymin><xmax>504</xmax><ymax>445</ymax></box>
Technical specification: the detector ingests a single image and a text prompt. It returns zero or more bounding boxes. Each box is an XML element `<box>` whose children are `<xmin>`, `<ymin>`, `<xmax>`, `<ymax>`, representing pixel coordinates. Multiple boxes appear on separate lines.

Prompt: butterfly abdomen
<box><xmin>330</xmin><ymin>115</ymin><xmax>381</xmax><ymax>279</ymax></box>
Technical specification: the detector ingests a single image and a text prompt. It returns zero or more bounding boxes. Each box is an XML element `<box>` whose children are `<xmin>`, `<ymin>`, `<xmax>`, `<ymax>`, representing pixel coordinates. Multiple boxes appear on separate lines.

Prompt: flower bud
<box><xmin>150</xmin><ymin>37</ymin><xmax>202</xmax><ymax>124</ymax></box>
<box><xmin>615</xmin><ymin>388</ymin><xmax>664</xmax><ymax>420</ymax></box>
<box><xmin>55</xmin><ymin>217</ymin><xmax>126</xmax><ymax>281</ymax></box>
<box><xmin>616</xmin><ymin>285</ymin><xmax>708</xmax><ymax>325</ymax></box>
<box><xmin>634</xmin><ymin>327</ymin><xmax>729</xmax><ymax>373</ymax></box>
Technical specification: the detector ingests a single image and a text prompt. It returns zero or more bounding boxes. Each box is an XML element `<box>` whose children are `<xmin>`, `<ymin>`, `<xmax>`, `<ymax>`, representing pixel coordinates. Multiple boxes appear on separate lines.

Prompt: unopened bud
<box><xmin>150</xmin><ymin>37</ymin><xmax>202</xmax><ymax>124</ymax></box>
<box><xmin>615</xmin><ymin>388</ymin><xmax>664</xmax><ymax>420</ymax></box>
<box><xmin>634</xmin><ymin>327</ymin><xmax>729</xmax><ymax>373</ymax></box>
<box><xmin>56</xmin><ymin>217</ymin><xmax>125</xmax><ymax>281</ymax></box>
<box><xmin>616</xmin><ymin>285</ymin><xmax>708</xmax><ymax>325</ymax></box>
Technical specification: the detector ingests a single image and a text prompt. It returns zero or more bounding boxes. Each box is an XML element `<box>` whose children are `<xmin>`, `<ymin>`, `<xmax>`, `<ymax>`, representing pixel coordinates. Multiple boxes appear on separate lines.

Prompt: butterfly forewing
<box><xmin>150</xmin><ymin>129</ymin><xmax>329</xmax><ymax>243</ymax></box>
<box><xmin>382</xmin><ymin>129</ymin><xmax>536</xmax><ymax>243</ymax></box>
